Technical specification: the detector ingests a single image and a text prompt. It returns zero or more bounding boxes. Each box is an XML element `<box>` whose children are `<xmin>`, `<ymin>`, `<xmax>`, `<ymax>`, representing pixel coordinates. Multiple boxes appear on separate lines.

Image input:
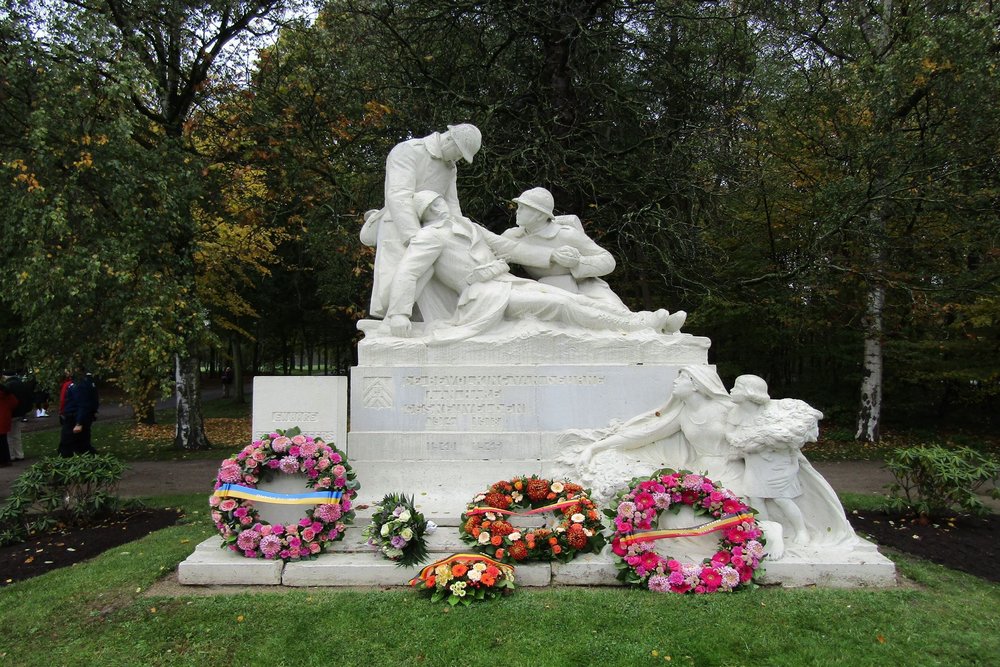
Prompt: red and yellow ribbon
<box><xmin>618</xmin><ymin>512</ymin><xmax>755</xmax><ymax>547</ymax></box>
<box><xmin>465</xmin><ymin>499</ymin><xmax>581</xmax><ymax>517</ymax></box>
<box><xmin>409</xmin><ymin>553</ymin><xmax>515</xmax><ymax>586</ymax></box>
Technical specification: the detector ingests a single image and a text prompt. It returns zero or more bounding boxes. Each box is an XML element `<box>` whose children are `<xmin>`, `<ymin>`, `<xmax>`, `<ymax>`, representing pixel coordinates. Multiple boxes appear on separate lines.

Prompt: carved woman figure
<box><xmin>556</xmin><ymin>366</ymin><xmax>742</xmax><ymax>502</ymax></box>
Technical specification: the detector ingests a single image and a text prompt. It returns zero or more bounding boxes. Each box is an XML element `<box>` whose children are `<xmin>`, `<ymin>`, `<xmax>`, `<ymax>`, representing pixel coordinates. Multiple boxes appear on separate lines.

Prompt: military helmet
<box><xmin>446</xmin><ymin>123</ymin><xmax>482</xmax><ymax>163</ymax></box>
<box><xmin>512</xmin><ymin>186</ymin><xmax>555</xmax><ymax>220</ymax></box>
<box><xmin>412</xmin><ymin>190</ymin><xmax>445</xmax><ymax>220</ymax></box>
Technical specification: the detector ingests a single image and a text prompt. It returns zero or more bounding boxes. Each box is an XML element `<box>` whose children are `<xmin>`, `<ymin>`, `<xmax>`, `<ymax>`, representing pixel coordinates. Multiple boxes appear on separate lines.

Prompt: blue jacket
<box><xmin>64</xmin><ymin>376</ymin><xmax>99</xmax><ymax>426</ymax></box>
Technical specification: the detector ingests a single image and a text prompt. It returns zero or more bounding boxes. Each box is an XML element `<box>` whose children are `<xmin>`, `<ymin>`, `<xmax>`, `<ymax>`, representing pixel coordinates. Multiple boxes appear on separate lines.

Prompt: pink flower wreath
<box><xmin>210</xmin><ymin>428</ymin><xmax>358</xmax><ymax>561</ymax></box>
<box><xmin>606</xmin><ymin>469</ymin><xmax>765</xmax><ymax>594</ymax></box>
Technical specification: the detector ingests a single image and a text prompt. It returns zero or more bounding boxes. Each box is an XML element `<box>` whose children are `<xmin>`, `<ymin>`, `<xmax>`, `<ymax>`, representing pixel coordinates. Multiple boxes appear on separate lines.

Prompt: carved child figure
<box><xmin>726</xmin><ymin>375</ymin><xmax>820</xmax><ymax>545</ymax></box>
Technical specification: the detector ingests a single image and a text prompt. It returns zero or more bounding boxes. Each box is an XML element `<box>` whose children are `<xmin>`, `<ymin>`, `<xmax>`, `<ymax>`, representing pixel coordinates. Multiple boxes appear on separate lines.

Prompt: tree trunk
<box><xmin>174</xmin><ymin>352</ymin><xmax>210</xmax><ymax>450</ymax></box>
<box><xmin>856</xmin><ymin>282</ymin><xmax>885</xmax><ymax>442</ymax></box>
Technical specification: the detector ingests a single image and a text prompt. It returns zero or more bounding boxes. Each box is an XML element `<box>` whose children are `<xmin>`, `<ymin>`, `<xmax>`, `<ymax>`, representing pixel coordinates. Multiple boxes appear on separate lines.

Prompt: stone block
<box><xmin>551</xmin><ymin>552</ymin><xmax>622</xmax><ymax>586</ymax></box>
<box><xmin>177</xmin><ymin>538</ymin><xmax>284</xmax><ymax>585</ymax></box>
<box><xmin>282</xmin><ymin>552</ymin><xmax>419</xmax><ymax>587</ymax></box>
<box><xmin>756</xmin><ymin>538</ymin><xmax>898</xmax><ymax>588</ymax></box>
<box><xmin>252</xmin><ymin>376</ymin><xmax>348</xmax><ymax>450</ymax></box>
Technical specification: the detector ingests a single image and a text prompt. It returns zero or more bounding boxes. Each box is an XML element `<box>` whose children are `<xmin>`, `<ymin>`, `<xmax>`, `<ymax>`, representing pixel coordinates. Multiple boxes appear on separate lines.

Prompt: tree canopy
<box><xmin>2</xmin><ymin>0</ymin><xmax>997</xmax><ymax>439</ymax></box>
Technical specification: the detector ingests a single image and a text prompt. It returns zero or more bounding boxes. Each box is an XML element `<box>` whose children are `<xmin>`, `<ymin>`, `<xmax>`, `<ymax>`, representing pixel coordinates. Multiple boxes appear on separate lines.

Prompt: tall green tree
<box><xmin>0</xmin><ymin>0</ymin><xmax>294</xmax><ymax>446</ymax></box>
<box><xmin>748</xmin><ymin>2</ymin><xmax>1000</xmax><ymax>439</ymax></box>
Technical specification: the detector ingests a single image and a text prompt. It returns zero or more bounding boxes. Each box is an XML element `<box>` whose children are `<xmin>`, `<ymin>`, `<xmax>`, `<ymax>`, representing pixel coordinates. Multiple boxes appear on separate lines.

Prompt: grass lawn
<box><xmin>0</xmin><ymin>493</ymin><xmax>997</xmax><ymax>667</ymax></box>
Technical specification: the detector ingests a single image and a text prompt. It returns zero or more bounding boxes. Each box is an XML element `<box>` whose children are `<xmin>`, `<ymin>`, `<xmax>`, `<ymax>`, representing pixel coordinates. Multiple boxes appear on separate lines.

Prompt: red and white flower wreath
<box><xmin>607</xmin><ymin>469</ymin><xmax>765</xmax><ymax>594</ymax></box>
<box><xmin>459</xmin><ymin>476</ymin><xmax>606</xmax><ymax>563</ymax></box>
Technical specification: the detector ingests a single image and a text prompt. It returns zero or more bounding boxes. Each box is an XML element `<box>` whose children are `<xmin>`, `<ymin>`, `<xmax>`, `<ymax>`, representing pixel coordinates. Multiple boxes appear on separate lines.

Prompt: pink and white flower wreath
<box><xmin>210</xmin><ymin>428</ymin><xmax>358</xmax><ymax>561</ymax></box>
<box><xmin>607</xmin><ymin>469</ymin><xmax>766</xmax><ymax>594</ymax></box>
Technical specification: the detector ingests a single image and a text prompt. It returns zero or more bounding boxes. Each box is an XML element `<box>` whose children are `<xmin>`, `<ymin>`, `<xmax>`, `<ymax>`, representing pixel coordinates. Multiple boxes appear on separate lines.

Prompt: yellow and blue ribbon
<box><xmin>213</xmin><ymin>483</ymin><xmax>343</xmax><ymax>505</ymax></box>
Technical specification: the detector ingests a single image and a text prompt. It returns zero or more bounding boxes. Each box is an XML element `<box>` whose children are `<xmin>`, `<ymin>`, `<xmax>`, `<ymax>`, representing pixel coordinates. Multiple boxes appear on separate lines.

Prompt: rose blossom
<box><xmin>219</xmin><ymin>499</ymin><xmax>237</xmax><ymax>512</ymax></box>
<box><xmin>271</xmin><ymin>436</ymin><xmax>291</xmax><ymax>453</ymax></box>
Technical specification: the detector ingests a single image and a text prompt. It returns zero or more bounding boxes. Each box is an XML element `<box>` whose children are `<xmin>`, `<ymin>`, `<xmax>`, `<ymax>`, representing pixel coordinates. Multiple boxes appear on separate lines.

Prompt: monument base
<box><xmin>177</xmin><ymin>529</ymin><xmax>897</xmax><ymax>589</ymax></box>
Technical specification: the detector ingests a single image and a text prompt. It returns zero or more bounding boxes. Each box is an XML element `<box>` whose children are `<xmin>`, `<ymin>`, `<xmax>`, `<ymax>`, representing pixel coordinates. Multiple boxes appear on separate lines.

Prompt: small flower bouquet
<box><xmin>362</xmin><ymin>492</ymin><xmax>436</xmax><ymax>567</ymax></box>
<box><xmin>409</xmin><ymin>553</ymin><xmax>515</xmax><ymax>606</ymax></box>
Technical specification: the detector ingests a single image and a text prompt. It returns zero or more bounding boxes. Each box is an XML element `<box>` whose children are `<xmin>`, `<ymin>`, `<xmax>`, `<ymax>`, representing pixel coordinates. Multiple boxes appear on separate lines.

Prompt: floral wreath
<box><xmin>607</xmin><ymin>469</ymin><xmax>765</xmax><ymax>594</ymax></box>
<box><xmin>210</xmin><ymin>427</ymin><xmax>359</xmax><ymax>561</ymax></box>
<box><xmin>409</xmin><ymin>553</ymin><xmax>515</xmax><ymax>605</ymax></box>
<box><xmin>362</xmin><ymin>492</ymin><xmax>437</xmax><ymax>567</ymax></box>
<box><xmin>459</xmin><ymin>476</ymin><xmax>606</xmax><ymax>564</ymax></box>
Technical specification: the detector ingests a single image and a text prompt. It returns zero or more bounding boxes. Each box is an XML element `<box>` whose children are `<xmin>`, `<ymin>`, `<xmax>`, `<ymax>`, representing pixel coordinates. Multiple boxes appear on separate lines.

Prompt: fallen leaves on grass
<box><xmin>125</xmin><ymin>418</ymin><xmax>250</xmax><ymax>449</ymax></box>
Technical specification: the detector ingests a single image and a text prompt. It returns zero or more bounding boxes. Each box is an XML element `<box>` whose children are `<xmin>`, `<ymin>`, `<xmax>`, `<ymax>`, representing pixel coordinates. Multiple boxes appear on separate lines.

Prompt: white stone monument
<box><xmin>180</xmin><ymin>128</ymin><xmax>895</xmax><ymax>589</ymax></box>
<box><xmin>250</xmin><ymin>375</ymin><xmax>348</xmax><ymax>526</ymax></box>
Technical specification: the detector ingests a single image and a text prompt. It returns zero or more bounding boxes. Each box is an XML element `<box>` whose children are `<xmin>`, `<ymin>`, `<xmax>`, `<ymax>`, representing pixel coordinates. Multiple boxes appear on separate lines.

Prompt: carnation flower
<box><xmin>279</xmin><ymin>455</ymin><xmax>300</xmax><ymax>474</ymax></box>
<box><xmin>648</xmin><ymin>574</ymin><xmax>671</xmax><ymax>593</ymax></box>
<box><xmin>315</xmin><ymin>503</ymin><xmax>342</xmax><ymax>522</ymax></box>
<box><xmin>571</xmin><ymin>513</ymin><xmax>585</xmax><ymax>523</ymax></box>
<box><xmin>218</xmin><ymin>463</ymin><xmax>242</xmax><ymax>483</ymax></box>
<box><xmin>259</xmin><ymin>535</ymin><xmax>282</xmax><ymax>558</ymax></box>
<box><xmin>236</xmin><ymin>530</ymin><xmax>261</xmax><ymax>550</ymax></box>
<box><xmin>478</xmin><ymin>531</ymin><xmax>492</xmax><ymax>545</ymax></box>
<box><xmin>550</xmin><ymin>481</ymin><xmax>565</xmax><ymax>493</ymax></box>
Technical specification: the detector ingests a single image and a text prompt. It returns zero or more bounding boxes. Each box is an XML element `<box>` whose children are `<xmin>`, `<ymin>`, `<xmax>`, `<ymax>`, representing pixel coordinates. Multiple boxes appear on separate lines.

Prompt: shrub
<box><xmin>0</xmin><ymin>454</ymin><xmax>128</xmax><ymax>546</ymax></box>
<box><xmin>885</xmin><ymin>446</ymin><xmax>1000</xmax><ymax>518</ymax></box>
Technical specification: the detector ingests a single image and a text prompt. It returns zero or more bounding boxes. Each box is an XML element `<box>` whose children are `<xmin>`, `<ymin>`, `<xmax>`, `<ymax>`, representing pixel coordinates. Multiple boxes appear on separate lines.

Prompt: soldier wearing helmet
<box><xmin>362</xmin><ymin>124</ymin><xmax>483</xmax><ymax>320</ymax></box>
<box><xmin>385</xmin><ymin>191</ymin><xmax>678</xmax><ymax>342</ymax></box>
<box><xmin>503</xmin><ymin>187</ymin><xmax>685</xmax><ymax>332</ymax></box>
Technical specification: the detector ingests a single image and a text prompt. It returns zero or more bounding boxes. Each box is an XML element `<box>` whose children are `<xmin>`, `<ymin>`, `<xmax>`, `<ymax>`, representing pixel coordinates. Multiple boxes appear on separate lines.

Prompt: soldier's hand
<box><xmin>552</xmin><ymin>245</ymin><xmax>581</xmax><ymax>268</ymax></box>
<box><xmin>387</xmin><ymin>315</ymin><xmax>412</xmax><ymax>337</ymax></box>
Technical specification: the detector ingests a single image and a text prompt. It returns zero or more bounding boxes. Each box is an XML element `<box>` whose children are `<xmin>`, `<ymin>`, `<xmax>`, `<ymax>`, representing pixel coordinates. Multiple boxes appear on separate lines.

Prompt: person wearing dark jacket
<box><xmin>59</xmin><ymin>371</ymin><xmax>99</xmax><ymax>456</ymax></box>
<box><xmin>0</xmin><ymin>384</ymin><xmax>19</xmax><ymax>466</ymax></box>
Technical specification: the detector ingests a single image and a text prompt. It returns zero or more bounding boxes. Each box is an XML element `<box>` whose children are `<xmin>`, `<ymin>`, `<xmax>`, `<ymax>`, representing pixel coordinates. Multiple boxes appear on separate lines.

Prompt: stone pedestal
<box><xmin>347</xmin><ymin>321</ymin><xmax>711</xmax><ymax>517</ymax></box>
<box><xmin>177</xmin><ymin>527</ymin><xmax>897</xmax><ymax>589</ymax></box>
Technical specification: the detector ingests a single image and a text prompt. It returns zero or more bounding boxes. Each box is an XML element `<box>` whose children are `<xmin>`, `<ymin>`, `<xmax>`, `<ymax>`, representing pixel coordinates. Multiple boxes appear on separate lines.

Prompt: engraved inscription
<box><xmin>395</xmin><ymin>372</ymin><xmax>608</xmax><ymax>431</ymax></box>
<box><xmin>271</xmin><ymin>411</ymin><xmax>320</xmax><ymax>422</ymax></box>
<box><xmin>426</xmin><ymin>416</ymin><xmax>458</xmax><ymax>429</ymax></box>
<box><xmin>426</xmin><ymin>441</ymin><xmax>458</xmax><ymax>452</ymax></box>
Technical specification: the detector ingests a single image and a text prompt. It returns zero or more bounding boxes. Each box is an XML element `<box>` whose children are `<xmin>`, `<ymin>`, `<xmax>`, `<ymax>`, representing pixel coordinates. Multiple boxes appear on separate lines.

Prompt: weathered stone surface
<box><xmin>177</xmin><ymin>538</ymin><xmax>283</xmax><ymax>586</ymax></box>
<box><xmin>252</xmin><ymin>376</ymin><xmax>348</xmax><ymax>450</ymax></box>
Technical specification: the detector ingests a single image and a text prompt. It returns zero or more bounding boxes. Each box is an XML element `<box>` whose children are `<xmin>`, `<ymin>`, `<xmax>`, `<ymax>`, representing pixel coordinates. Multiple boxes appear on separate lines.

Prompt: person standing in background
<box><xmin>221</xmin><ymin>366</ymin><xmax>234</xmax><ymax>398</ymax></box>
<box><xmin>59</xmin><ymin>370</ymin><xmax>99</xmax><ymax>456</ymax></box>
<box><xmin>1</xmin><ymin>371</ymin><xmax>30</xmax><ymax>461</ymax></box>
<box><xmin>0</xmin><ymin>383</ymin><xmax>19</xmax><ymax>467</ymax></box>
